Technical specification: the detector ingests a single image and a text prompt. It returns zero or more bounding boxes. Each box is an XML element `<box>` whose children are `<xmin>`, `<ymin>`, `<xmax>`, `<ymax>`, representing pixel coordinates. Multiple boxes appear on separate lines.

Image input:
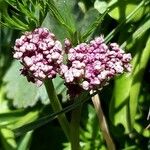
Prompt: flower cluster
<box><xmin>13</xmin><ymin>28</ymin><xmax>63</xmax><ymax>85</ymax></box>
<box><xmin>60</xmin><ymin>36</ymin><xmax>132</xmax><ymax>90</ymax></box>
<box><xmin>13</xmin><ymin>28</ymin><xmax>132</xmax><ymax>90</ymax></box>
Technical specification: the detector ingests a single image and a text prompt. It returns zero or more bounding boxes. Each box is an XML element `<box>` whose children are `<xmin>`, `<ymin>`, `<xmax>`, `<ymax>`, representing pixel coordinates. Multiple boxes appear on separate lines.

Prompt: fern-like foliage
<box><xmin>0</xmin><ymin>0</ymin><xmax>48</xmax><ymax>30</ymax></box>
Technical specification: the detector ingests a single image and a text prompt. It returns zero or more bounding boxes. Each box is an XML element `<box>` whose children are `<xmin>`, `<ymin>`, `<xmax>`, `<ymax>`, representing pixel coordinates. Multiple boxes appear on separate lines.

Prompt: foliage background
<box><xmin>0</xmin><ymin>0</ymin><xmax>150</xmax><ymax>149</ymax></box>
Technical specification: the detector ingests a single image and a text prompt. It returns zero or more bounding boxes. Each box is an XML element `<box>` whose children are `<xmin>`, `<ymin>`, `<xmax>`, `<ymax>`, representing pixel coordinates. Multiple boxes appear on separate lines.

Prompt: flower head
<box><xmin>13</xmin><ymin>27</ymin><xmax>63</xmax><ymax>85</ymax></box>
<box><xmin>60</xmin><ymin>36</ymin><xmax>132</xmax><ymax>90</ymax></box>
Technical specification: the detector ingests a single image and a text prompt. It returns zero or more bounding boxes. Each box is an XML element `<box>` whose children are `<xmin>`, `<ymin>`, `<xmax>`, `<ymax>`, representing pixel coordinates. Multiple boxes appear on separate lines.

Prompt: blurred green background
<box><xmin>0</xmin><ymin>0</ymin><xmax>150</xmax><ymax>149</ymax></box>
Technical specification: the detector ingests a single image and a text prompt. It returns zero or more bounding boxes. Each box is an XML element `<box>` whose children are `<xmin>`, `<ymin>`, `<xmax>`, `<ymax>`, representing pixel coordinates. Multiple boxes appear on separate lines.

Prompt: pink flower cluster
<box><xmin>13</xmin><ymin>28</ymin><xmax>63</xmax><ymax>85</ymax></box>
<box><xmin>13</xmin><ymin>27</ymin><xmax>132</xmax><ymax>90</ymax></box>
<box><xmin>60</xmin><ymin>36</ymin><xmax>132</xmax><ymax>90</ymax></box>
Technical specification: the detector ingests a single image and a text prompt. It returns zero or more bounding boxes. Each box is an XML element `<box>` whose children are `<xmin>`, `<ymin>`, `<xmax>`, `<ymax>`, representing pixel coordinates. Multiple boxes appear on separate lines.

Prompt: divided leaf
<box><xmin>3</xmin><ymin>61</ymin><xmax>68</xmax><ymax>108</ymax></box>
<box><xmin>3</xmin><ymin>61</ymin><xmax>41</xmax><ymax>108</ymax></box>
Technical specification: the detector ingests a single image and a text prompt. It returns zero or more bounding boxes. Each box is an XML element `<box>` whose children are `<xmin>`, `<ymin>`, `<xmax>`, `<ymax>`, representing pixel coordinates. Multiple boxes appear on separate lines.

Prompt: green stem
<box><xmin>44</xmin><ymin>79</ymin><xmax>70</xmax><ymax>140</ymax></box>
<box><xmin>91</xmin><ymin>93</ymin><xmax>116</xmax><ymax>150</ymax></box>
<box><xmin>70</xmin><ymin>106</ymin><xmax>82</xmax><ymax>150</ymax></box>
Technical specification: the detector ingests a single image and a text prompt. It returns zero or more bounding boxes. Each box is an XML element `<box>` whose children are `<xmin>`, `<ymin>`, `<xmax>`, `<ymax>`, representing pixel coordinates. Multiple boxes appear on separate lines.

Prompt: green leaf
<box><xmin>3</xmin><ymin>61</ymin><xmax>47</xmax><ymax>108</ymax></box>
<box><xmin>8</xmin><ymin>109</ymin><xmax>40</xmax><ymax>130</ymax></box>
<box><xmin>105</xmin><ymin>0</ymin><xmax>146</xmax><ymax>43</ymax></box>
<box><xmin>129</xmin><ymin>36</ymin><xmax>150</xmax><ymax>127</ymax></box>
<box><xmin>2</xmin><ymin>60</ymin><xmax>68</xmax><ymax>108</ymax></box>
<box><xmin>16</xmin><ymin>0</ymin><xmax>37</xmax><ymax>22</ymax></box>
<box><xmin>0</xmin><ymin>87</ymin><xmax>11</xmax><ymax>113</ymax></box>
<box><xmin>94</xmin><ymin>0</ymin><xmax>108</xmax><ymax>14</ymax></box>
<box><xmin>47</xmin><ymin>0</ymin><xmax>76</xmax><ymax>35</ymax></box>
<box><xmin>134</xmin><ymin>122</ymin><xmax>150</xmax><ymax>138</ymax></box>
<box><xmin>109</xmin><ymin>35</ymin><xmax>150</xmax><ymax>134</ymax></box>
<box><xmin>4</xmin><ymin>0</ymin><xmax>18</xmax><ymax>5</ymax></box>
<box><xmin>61</xmin><ymin>104</ymin><xmax>105</xmax><ymax>150</ymax></box>
<box><xmin>1</xmin><ymin>0</ymin><xmax>48</xmax><ymax>30</ymax></box>
<box><xmin>81</xmin><ymin>8</ymin><xmax>108</xmax><ymax>41</ymax></box>
<box><xmin>0</xmin><ymin>128</ymin><xmax>17</xmax><ymax>150</ymax></box>
<box><xmin>0</xmin><ymin>110</ymin><xmax>25</xmax><ymax>127</ymax></box>
<box><xmin>108</xmin><ymin>0</ymin><xmax>150</xmax><ymax>22</ymax></box>
<box><xmin>53</xmin><ymin>0</ymin><xmax>76</xmax><ymax>33</ymax></box>
<box><xmin>17</xmin><ymin>131</ymin><xmax>33</xmax><ymax>150</ymax></box>
<box><xmin>79</xmin><ymin>105</ymin><xmax>106</xmax><ymax>149</ymax></box>
<box><xmin>2</xmin><ymin>12</ymin><xmax>28</xmax><ymax>30</ymax></box>
<box><xmin>121</xmin><ymin>16</ymin><xmax>150</xmax><ymax>49</ymax></box>
<box><xmin>0</xmin><ymin>0</ymin><xmax>8</xmax><ymax>12</ymax></box>
<box><xmin>42</xmin><ymin>13</ymin><xmax>69</xmax><ymax>41</ymax></box>
<box><xmin>109</xmin><ymin>74</ymin><xmax>133</xmax><ymax>134</ymax></box>
<box><xmin>13</xmin><ymin>91</ymin><xmax>92</xmax><ymax>135</ymax></box>
<box><xmin>79</xmin><ymin>8</ymin><xmax>99</xmax><ymax>37</ymax></box>
<box><xmin>109</xmin><ymin>37</ymin><xmax>142</xmax><ymax>134</ymax></box>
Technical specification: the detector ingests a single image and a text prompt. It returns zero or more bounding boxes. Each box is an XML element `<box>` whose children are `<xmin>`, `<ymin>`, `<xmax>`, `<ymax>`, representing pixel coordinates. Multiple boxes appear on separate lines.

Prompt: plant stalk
<box><xmin>91</xmin><ymin>93</ymin><xmax>116</xmax><ymax>150</ymax></box>
<box><xmin>70</xmin><ymin>106</ymin><xmax>82</xmax><ymax>150</ymax></box>
<box><xmin>44</xmin><ymin>79</ymin><xmax>70</xmax><ymax>140</ymax></box>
